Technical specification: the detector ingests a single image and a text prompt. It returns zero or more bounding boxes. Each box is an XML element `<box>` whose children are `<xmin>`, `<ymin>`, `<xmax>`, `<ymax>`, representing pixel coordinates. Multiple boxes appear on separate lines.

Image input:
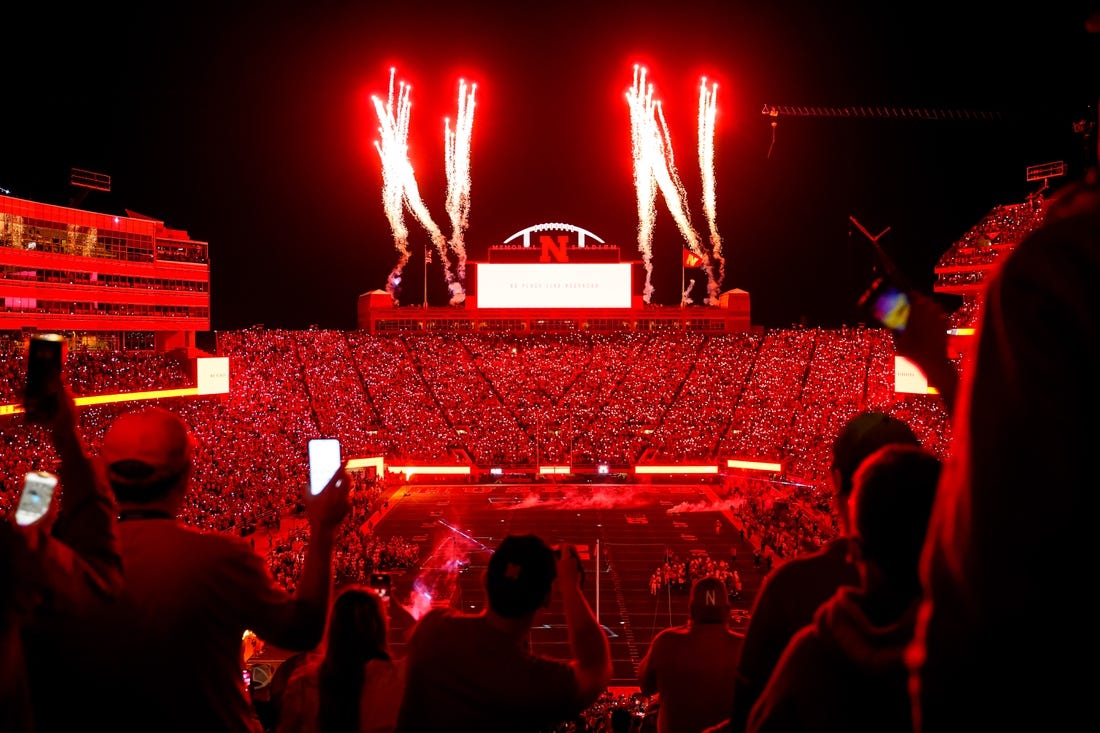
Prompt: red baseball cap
<box><xmin>100</xmin><ymin>407</ymin><xmax>193</xmax><ymax>487</ymax></box>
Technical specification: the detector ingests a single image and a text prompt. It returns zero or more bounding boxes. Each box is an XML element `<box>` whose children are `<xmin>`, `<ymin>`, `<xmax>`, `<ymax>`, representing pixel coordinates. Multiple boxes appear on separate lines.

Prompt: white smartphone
<box><xmin>308</xmin><ymin>439</ymin><xmax>341</xmax><ymax>495</ymax></box>
<box><xmin>16</xmin><ymin>470</ymin><xmax>59</xmax><ymax>526</ymax></box>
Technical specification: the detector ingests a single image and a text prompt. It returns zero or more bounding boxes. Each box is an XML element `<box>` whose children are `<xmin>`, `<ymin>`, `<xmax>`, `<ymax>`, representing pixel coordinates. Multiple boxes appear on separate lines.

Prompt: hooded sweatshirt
<box><xmin>745</xmin><ymin>586</ymin><xmax>918</xmax><ymax>733</ymax></box>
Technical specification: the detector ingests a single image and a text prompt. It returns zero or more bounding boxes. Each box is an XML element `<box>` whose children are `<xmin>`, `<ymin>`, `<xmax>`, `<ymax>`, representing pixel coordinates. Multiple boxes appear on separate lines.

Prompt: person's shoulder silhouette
<box><xmin>726</xmin><ymin>411</ymin><xmax>919</xmax><ymax>733</ymax></box>
<box><xmin>909</xmin><ymin>33</ymin><xmax>1100</xmax><ymax>730</ymax></box>
<box><xmin>747</xmin><ymin>443</ymin><xmax>941</xmax><ymax>733</ymax></box>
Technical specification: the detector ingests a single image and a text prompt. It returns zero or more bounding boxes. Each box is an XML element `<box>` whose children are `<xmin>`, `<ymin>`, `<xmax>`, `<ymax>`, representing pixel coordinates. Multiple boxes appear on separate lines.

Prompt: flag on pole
<box><xmin>425</xmin><ymin>248</ymin><xmax>432</xmax><ymax>265</ymax></box>
<box><xmin>683</xmin><ymin>249</ymin><xmax>704</xmax><ymax>268</ymax></box>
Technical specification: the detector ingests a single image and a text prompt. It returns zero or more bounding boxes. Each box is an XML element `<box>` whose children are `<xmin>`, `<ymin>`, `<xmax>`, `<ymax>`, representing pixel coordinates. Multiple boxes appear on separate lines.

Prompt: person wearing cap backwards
<box><xmin>25</xmin><ymin>406</ymin><xmax>352</xmax><ymax>733</ymax></box>
<box><xmin>705</xmin><ymin>410</ymin><xmax>921</xmax><ymax>733</ymax></box>
<box><xmin>393</xmin><ymin>533</ymin><xmax>611</xmax><ymax>733</ymax></box>
<box><xmin>745</xmin><ymin>443</ymin><xmax>941</xmax><ymax>733</ymax></box>
<box><xmin>638</xmin><ymin>575</ymin><xmax>744</xmax><ymax>733</ymax></box>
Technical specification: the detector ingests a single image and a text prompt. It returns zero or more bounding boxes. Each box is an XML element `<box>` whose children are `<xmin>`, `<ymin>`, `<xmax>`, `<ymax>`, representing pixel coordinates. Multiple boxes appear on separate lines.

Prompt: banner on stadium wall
<box><xmin>197</xmin><ymin>357</ymin><xmax>230</xmax><ymax>395</ymax></box>
<box><xmin>894</xmin><ymin>355</ymin><xmax>938</xmax><ymax>395</ymax></box>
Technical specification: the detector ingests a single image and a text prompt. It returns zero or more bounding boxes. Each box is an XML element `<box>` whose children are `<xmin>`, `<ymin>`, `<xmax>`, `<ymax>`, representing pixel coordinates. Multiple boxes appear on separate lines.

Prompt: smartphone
<box><xmin>16</xmin><ymin>470</ymin><xmax>59</xmax><ymax>526</ymax></box>
<box><xmin>24</xmin><ymin>333</ymin><xmax>66</xmax><ymax>422</ymax></box>
<box><xmin>859</xmin><ymin>276</ymin><xmax>911</xmax><ymax>332</ymax></box>
<box><xmin>308</xmin><ymin>439</ymin><xmax>341</xmax><ymax>495</ymax></box>
<box><xmin>369</xmin><ymin>572</ymin><xmax>392</xmax><ymax>599</ymax></box>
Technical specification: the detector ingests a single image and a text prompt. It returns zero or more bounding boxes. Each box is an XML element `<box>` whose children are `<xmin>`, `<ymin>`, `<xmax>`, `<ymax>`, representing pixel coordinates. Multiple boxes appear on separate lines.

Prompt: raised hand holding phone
<box><xmin>849</xmin><ymin>215</ymin><xmax>915</xmax><ymax>332</ymax></box>
<box><xmin>859</xmin><ymin>276</ymin><xmax>911</xmax><ymax>332</ymax></box>
<box><xmin>308</xmin><ymin>438</ymin><xmax>341</xmax><ymax>495</ymax></box>
<box><xmin>24</xmin><ymin>333</ymin><xmax>66</xmax><ymax>424</ymax></box>
<box><xmin>15</xmin><ymin>471</ymin><xmax>59</xmax><ymax>527</ymax></box>
<box><xmin>304</xmin><ymin>461</ymin><xmax>352</xmax><ymax>536</ymax></box>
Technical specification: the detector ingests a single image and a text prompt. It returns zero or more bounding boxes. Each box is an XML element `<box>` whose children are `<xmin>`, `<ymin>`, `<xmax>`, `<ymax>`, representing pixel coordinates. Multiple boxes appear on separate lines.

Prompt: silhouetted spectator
<box><xmin>394</xmin><ymin>534</ymin><xmax>611</xmax><ymax>732</ymax></box>
<box><xmin>263</xmin><ymin>651</ymin><xmax>314</xmax><ymax>731</ymax></box>
<box><xmin>7</xmin><ymin>375</ymin><xmax>122</xmax><ymax>733</ymax></box>
<box><xmin>746</xmin><ymin>444</ymin><xmax>941</xmax><ymax>733</ymax></box>
<box><xmin>716</xmin><ymin>411</ymin><xmax>920</xmax><ymax>733</ymax></box>
<box><xmin>27</xmin><ymin>406</ymin><xmax>352</xmax><ymax>732</ymax></box>
<box><xmin>907</xmin><ymin>39</ymin><xmax>1100</xmax><ymax>732</ymax></box>
<box><xmin>277</xmin><ymin>585</ymin><xmax>404</xmax><ymax>733</ymax></box>
<box><xmin>639</xmin><ymin>575</ymin><xmax>744</xmax><ymax>733</ymax></box>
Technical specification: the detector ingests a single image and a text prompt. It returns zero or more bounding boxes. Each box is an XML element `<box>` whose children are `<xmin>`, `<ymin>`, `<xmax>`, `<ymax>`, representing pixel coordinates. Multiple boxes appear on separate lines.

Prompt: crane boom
<box><xmin>761</xmin><ymin>104</ymin><xmax>1001</xmax><ymax>121</ymax></box>
<box><xmin>761</xmin><ymin>104</ymin><xmax>1001</xmax><ymax>157</ymax></box>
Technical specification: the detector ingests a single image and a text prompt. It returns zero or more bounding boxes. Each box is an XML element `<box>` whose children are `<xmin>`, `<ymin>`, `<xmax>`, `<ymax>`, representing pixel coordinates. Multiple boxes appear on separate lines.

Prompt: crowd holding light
<box><xmin>0</xmin><ymin>326</ymin><xmax>952</xmax><ymax>592</ymax></box>
<box><xmin>0</xmin><ymin>327</ymin><xmax>952</xmax><ymax>516</ymax></box>
<box><xmin>0</xmin><ymin>326</ymin><xmax>954</xmax><ymax>732</ymax></box>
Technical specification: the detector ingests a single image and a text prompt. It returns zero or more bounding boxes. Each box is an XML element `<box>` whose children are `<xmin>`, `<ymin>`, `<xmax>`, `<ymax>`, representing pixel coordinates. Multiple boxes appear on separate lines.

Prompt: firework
<box><xmin>627</xmin><ymin>65</ymin><xmax>658</xmax><ymax>303</ymax></box>
<box><xmin>445</xmin><ymin>79</ymin><xmax>476</xmax><ymax>297</ymax></box>
<box><xmin>372</xmin><ymin>70</ymin><xmax>413</xmax><ymax>298</ymax></box>
<box><xmin>371</xmin><ymin>68</ymin><xmax>466</xmax><ymax>304</ymax></box>
<box><xmin>699</xmin><ymin>78</ymin><xmax>725</xmax><ymax>289</ymax></box>
<box><xmin>627</xmin><ymin>66</ymin><xmax>723</xmax><ymax>305</ymax></box>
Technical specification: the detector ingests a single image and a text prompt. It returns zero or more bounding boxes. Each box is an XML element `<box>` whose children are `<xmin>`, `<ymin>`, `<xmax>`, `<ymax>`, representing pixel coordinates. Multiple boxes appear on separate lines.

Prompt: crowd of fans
<box><xmin>0</xmin><ymin>326</ymin><xmax>953</xmax><ymax>586</ymax></box>
<box><xmin>265</xmin><ymin>470</ymin><xmax>420</xmax><ymax>593</ymax></box>
<box><xmin>1</xmin><ymin>325</ymin><xmax>954</xmax><ymax>732</ymax></box>
<box><xmin>542</xmin><ymin>690</ymin><xmax>656</xmax><ymax>732</ymax></box>
<box><xmin>931</xmin><ymin>199</ymin><xmax>1047</xmax><ymax>329</ymax></box>
<box><xmin>933</xmin><ymin>200</ymin><xmax>1046</xmax><ymax>274</ymax></box>
<box><xmin>648</xmin><ymin>551</ymin><xmax>743</xmax><ymax>601</ymax></box>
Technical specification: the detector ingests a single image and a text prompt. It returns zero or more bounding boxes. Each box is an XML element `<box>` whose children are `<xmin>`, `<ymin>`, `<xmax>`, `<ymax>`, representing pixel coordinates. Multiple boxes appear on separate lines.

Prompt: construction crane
<box><xmin>760</xmin><ymin>104</ymin><xmax>1002</xmax><ymax>158</ymax></box>
<box><xmin>761</xmin><ymin>104</ymin><xmax>1001</xmax><ymax>121</ymax></box>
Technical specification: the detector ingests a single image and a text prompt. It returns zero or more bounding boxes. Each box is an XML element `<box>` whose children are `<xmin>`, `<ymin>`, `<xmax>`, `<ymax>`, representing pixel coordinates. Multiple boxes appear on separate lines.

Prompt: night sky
<box><xmin>4</xmin><ymin>2</ymin><xmax>1098</xmax><ymax>330</ymax></box>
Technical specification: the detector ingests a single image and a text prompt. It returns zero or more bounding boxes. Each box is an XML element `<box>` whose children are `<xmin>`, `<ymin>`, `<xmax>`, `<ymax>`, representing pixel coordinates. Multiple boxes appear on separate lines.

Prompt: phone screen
<box><xmin>308</xmin><ymin>439</ymin><xmax>341</xmax><ymax>495</ymax></box>
<box><xmin>24</xmin><ymin>334</ymin><xmax>65</xmax><ymax>421</ymax></box>
<box><xmin>16</xmin><ymin>471</ymin><xmax>58</xmax><ymax>526</ymax></box>
<box><xmin>860</xmin><ymin>277</ymin><xmax>911</xmax><ymax>332</ymax></box>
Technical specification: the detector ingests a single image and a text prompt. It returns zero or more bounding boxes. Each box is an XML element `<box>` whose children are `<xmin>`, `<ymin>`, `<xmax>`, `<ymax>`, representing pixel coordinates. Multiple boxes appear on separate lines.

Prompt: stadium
<box><xmin>1</xmin><ymin>171</ymin><xmax>1052</xmax><ymax>729</ymax></box>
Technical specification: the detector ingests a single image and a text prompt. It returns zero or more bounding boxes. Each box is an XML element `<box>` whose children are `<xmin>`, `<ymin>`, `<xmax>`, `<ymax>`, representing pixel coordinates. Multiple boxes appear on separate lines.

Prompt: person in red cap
<box><xmin>638</xmin><ymin>574</ymin><xmax>743</xmax><ymax>733</ymax></box>
<box><xmin>25</xmin><ymin>405</ymin><xmax>352</xmax><ymax>733</ymax></box>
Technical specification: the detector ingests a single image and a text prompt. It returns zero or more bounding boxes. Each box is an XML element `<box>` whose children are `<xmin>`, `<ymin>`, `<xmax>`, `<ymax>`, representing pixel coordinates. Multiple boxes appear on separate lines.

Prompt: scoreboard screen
<box><xmin>476</xmin><ymin>263</ymin><xmax>632</xmax><ymax>309</ymax></box>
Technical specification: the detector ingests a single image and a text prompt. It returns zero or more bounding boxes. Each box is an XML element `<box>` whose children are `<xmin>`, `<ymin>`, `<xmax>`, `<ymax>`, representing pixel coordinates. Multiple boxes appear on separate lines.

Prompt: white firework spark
<box><xmin>627</xmin><ymin>66</ymin><xmax>723</xmax><ymax>306</ymax></box>
<box><xmin>371</xmin><ymin>68</ymin><xmax>464</xmax><ymax>303</ymax></box>
<box><xmin>445</xmin><ymin>78</ymin><xmax>476</xmax><ymax>298</ymax></box>
<box><xmin>372</xmin><ymin>69</ymin><xmax>413</xmax><ymax>298</ymax></box>
<box><xmin>698</xmin><ymin>77</ymin><xmax>724</xmax><ymax>289</ymax></box>
<box><xmin>627</xmin><ymin>65</ymin><xmax>659</xmax><ymax>303</ymax></box>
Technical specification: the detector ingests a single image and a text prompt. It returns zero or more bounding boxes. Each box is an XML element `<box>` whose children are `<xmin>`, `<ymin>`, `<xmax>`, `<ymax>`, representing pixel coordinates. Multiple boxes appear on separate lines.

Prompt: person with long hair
<box><xmin>278</xmin><ymin>585</ymin><xmax>404</xmax><ymax>733</ymax></box>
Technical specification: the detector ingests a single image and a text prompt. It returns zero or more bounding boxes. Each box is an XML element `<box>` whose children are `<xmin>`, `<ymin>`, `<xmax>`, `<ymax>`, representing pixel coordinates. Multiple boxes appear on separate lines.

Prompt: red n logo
<box><xmin>539</xmin><ymin>235</ymin><xmax>570</xmax><ymax>263</ymax></box>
